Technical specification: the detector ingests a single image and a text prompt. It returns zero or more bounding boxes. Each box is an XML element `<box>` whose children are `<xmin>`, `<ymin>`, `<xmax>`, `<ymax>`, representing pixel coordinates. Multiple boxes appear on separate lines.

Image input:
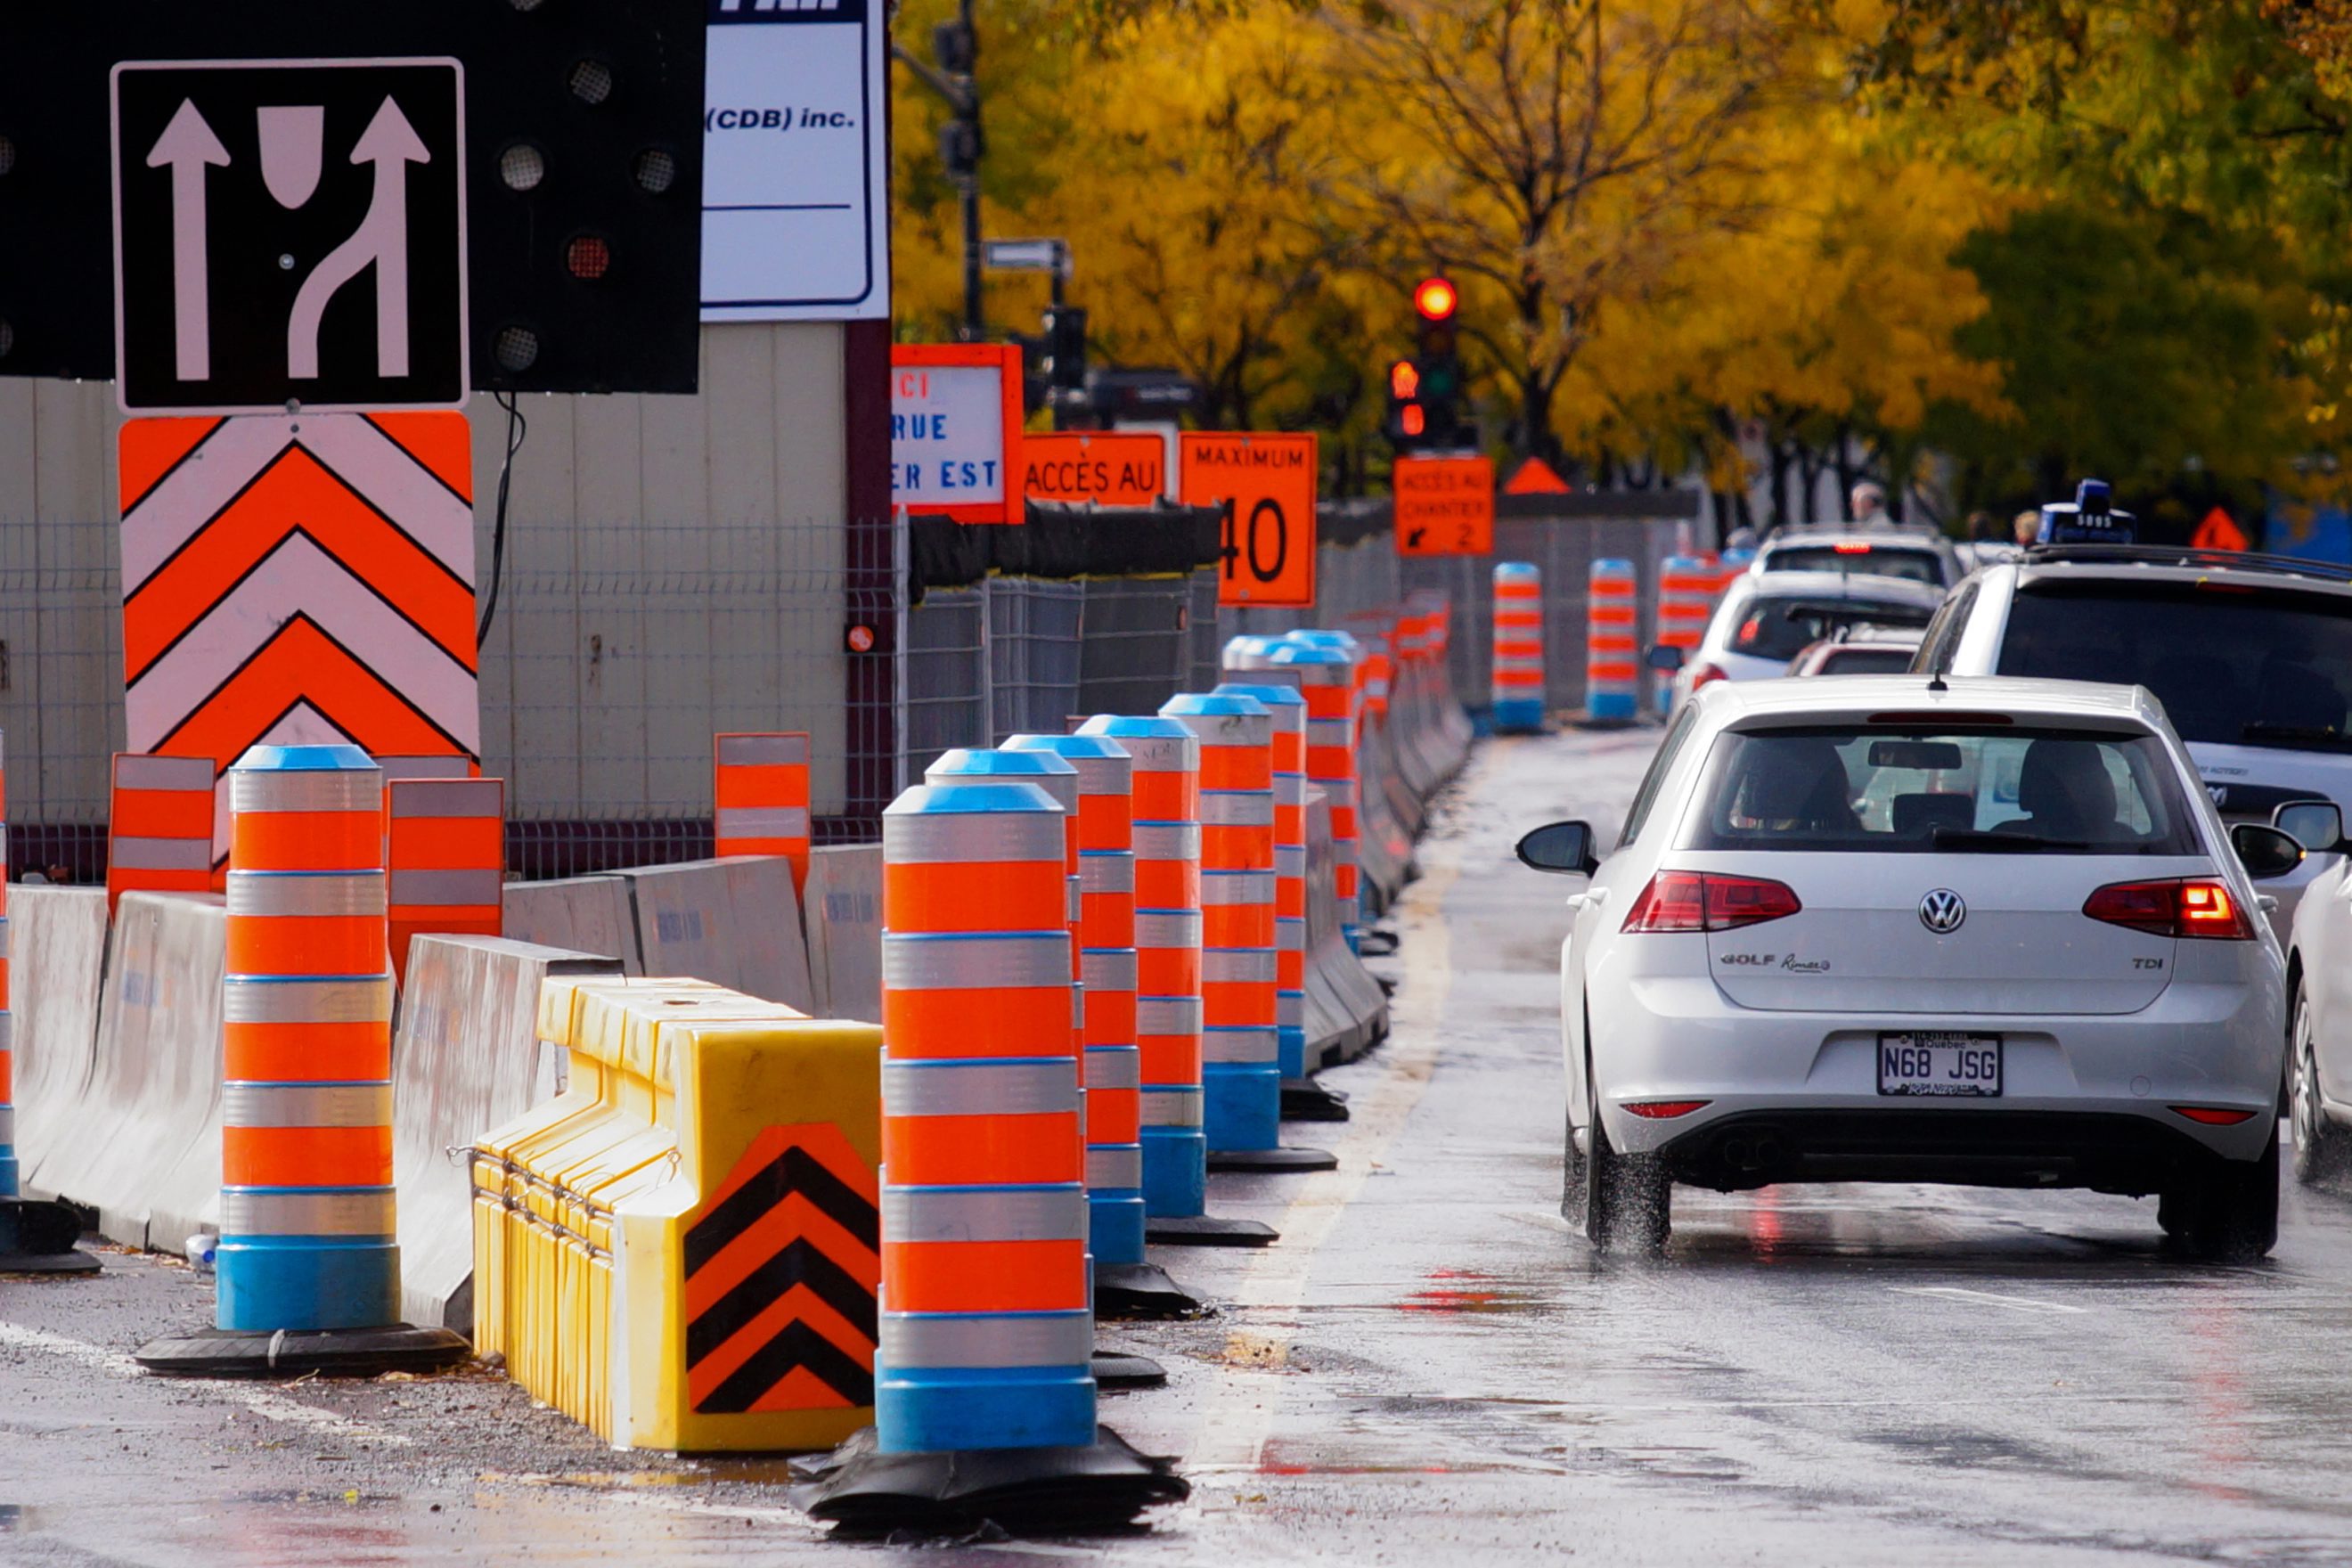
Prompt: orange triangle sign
<box><xmin>2190</xmin><ymin>507</ymin><xmax>2249</xmax><ymax>551</ymax></box>
<box><xmin>1504</xmin><ymin>456</ymin><xmax>1571</xmax><ymax>495</ymax></box>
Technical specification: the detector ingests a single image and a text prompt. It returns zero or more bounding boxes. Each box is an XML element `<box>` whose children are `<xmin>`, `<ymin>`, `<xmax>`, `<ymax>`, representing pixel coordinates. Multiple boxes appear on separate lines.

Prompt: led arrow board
<box><xmin>110</xmin><ymin>59</ymin><xmax>467</xmax><ymax>415</ymax></box>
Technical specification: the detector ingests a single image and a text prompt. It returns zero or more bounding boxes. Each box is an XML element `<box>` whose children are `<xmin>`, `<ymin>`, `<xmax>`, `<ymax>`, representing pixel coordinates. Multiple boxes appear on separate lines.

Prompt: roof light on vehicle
<box><xmin>1624</xmin><ymin>1099</ymin><xmax>1711</xmax><ymax>1119</ymax></box>
<box><xmin>2082</xmin><ymin>877</ymin><xmax>2254</xmax><ymax>939</ymax></box>
<box><xmin>2168</xmin><ymin>1106</ymin><xmax>2259</xmax><ymax>1125</ymax></box>
<box><xmin>1623</xmin><ymin>870</ymin><xmax>1801</xmax><ymax>933</ymax></box>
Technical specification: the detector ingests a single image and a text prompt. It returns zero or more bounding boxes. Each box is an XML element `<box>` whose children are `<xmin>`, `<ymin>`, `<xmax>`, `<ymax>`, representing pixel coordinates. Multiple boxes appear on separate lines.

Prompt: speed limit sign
<box><xmin>1180</xmin><ymin>432</ymin><xmax>1319</xmax><ymax>608</ymax></box>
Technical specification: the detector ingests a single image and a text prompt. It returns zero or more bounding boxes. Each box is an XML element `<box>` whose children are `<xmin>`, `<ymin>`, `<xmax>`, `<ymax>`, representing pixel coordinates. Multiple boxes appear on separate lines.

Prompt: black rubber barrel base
<box><xmin>1280</xmin><ymin>1078</ymin><xmax>1352</xmax><ymax>1123</ymax></box>
<box><xmin>1094</xmin><ymin>1262</ymin><xmax>1202</xmax><ymax>1319</ymax></box>
<box><xmin>134</xmin><ymin>1323</ymin><xmax>472</xmax><ymax>1378</ymax></box>
<box><xmin>1144</xmin><ymin>1213</ymin><xmax>1278</xmax><ymax>1246</ymax></box>
<box><xmin>789</xmin><ymin>1424</ymin><xmax>1188</xmax><ymax>1536</ymax></box>
<box><xmin>1090</xmin><ymin>1350</ymin><xmax>1167</xmax><ymax>1390</ymax></box>
<box><xmin>1207</xmin><ymin>1146</ymin><xmax>1339</xmax><ymax>1174</ymax></box>
<box><xmin>0</xmin><ymin>1197</ymin><xmax>100</xmax><ymax>1276</ymax></box>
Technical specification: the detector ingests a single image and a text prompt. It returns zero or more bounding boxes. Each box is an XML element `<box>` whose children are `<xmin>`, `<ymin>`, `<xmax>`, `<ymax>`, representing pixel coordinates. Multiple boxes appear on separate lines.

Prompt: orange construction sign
<box><xmin>118</xmin><ymin>412</ymin><xmax>479</xmax><ymax>866</ymax></box>
<box><xmin>2191</xmin><ymin>506</ymin><xmax>2250</xmax><ymax>551</ymax></box>
<box><xmin>1022</xmin><ymin>431</ymin><xmax>1168</xmax><ymax>508</ymax></box>
<box><xmin>1181</xmin><ymin>432</ymin><xmax>1319</xmax><ymax>608</ymax></box>
<box><xmin>1503</xmin><ymin>455</ymin><xmax>1571</xmax><ymax>495</ymax></box>
<box><xmin>1395</xmin><ymin>454</ymin><xmax>1496</xmax><ymax>556</ymax></box>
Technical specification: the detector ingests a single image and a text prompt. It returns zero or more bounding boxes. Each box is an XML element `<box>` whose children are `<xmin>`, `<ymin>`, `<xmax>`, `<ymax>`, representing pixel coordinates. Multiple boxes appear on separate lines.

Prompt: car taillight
<box><xmin>1833</xmin><ymin>542</ymin><xmax>1870</xmax><ymax>554</ymax></box>
<box><xmin>1689</xmin><ymin>661</ymin><xmax>1728</xmax><ymax>691</ymax></box>
<box><xmin>2081</xmin><ymin>877</ymin><xmax>2254</xmax><ymax>940</ymax></box>
<box><xmin>1625</xmin><ymin>1099</ymin><xmax>1711</xmax><ymax>1119</ymax></box>
<box><xmin>1623</xmin><ymin>870</ymin><xmax>1801</xmax><ymax>933</ymax></box>
<box><xmin>2170</xmin><ymin>1106</ymin><xmax>2258</xmax><ymax>1125</ymax></box>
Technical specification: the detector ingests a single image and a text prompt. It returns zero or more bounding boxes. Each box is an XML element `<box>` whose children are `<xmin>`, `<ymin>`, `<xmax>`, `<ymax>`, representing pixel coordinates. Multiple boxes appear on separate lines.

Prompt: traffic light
<box><xmin>1385</xmin><ymin>275</ymin><xmax>1466</xmax><ymax>451</ymax></box>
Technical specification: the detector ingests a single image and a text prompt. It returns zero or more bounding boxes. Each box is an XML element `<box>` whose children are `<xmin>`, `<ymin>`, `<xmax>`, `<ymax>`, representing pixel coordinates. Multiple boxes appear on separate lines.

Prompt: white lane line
<box><xmin>0</xmin><ymin>1319</ymin><xmax>413</xmax><ymax>1445</ymax></box>
<box><xmin>1890</xmin><ymin>1286</ymin><xmax>2089</xmax><ymax>1315</ymax></box>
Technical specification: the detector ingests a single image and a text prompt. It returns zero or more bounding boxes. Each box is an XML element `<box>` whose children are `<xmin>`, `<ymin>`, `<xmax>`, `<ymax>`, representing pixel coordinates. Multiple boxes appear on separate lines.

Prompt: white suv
<box><xmin>1917</xmin><ymin>543</ymin><xmax>2352</xmax><ymax>938</ymax></box>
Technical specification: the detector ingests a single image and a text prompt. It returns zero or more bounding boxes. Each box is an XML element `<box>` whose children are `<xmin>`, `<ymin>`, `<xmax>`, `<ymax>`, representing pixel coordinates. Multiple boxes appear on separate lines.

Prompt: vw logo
<box><xmin>1919</xmin><ymin>888</ymin><xmax>1966</xmax><ymax>935</ymax></box>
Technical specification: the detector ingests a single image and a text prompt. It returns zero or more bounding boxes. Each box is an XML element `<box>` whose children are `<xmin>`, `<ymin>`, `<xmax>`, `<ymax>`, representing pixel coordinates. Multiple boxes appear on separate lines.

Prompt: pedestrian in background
<box><xmin>2013</xmin><ymin>509</ymin><xmax>2042</xmax><ymax>548</ymax></box>
<box><xmin>1851</xmin><ymin>481</ymin><xmax>1888</xmax><ymax>526</ymax></box>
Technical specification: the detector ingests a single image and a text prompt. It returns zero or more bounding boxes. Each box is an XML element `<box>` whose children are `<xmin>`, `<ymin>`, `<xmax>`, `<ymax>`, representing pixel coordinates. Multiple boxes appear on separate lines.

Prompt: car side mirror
<box><xmin>1516</xmin><ymin>820</ymin><xmax>1600</xmax><ymax>876</ymax></box>
<box><xmin>1646</xmin><ymin>644</ymin><xmax>1686</xmax><ymax>673</ymax></box>
<box><xmin>2231</xmin><ymin>821</ymin><xmax>2306</xmax><ymax>881</ymax></box>
<box><xmin>2274</xmin><ymin>799</ymin><xmax>2345</xmax><ymax>854</ymax></box>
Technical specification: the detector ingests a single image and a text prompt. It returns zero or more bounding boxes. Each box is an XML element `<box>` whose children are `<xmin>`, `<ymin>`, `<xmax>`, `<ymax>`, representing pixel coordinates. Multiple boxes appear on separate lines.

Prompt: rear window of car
<box><xmin>1814</xmin><ymin>647</ymin><xmax>1915</xmax><ymax>675</ymax></box>
<box><xmin>1764</xmin><ymin>545</ymin><xmax>1946</xmax><ymax>584</ymax></box>
<box><xmin>1730</xmin><ymin>595</ymin><xmax>1932</xmax><ymax>660</ymax></box>
<box><xmin>1997</xmin><ymin>582</ymin><xmax>2352</xmax><ymax>753</ymax></box>
<box><xmin>1678</xmin><ymin>725</ymin><xmax>2200</xmax><ymax>854</ymax></box>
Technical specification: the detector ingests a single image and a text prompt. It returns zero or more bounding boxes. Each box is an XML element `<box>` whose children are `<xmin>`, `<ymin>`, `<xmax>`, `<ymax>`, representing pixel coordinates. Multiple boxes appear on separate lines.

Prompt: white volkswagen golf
<box><xmin>1520</xmin><ymin>675</ymin><xmax>2298</xmax><ymax>1260</ymax></box>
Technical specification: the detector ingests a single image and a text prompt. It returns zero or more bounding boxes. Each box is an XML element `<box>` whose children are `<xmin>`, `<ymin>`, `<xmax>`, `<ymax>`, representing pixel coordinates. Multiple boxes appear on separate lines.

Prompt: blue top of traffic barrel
<box><xmin>1285</xmin><ymin>630</ymin><xmax>1360</xmax><ymax>655</ymax></box>
<box><xmin>1592</xmin><ymin>558</ymin><xmax>1636</xmax><ymax>576</ymax></box>
<box><xmin>1495</xmin><ymin>561</ymin><xmax>1539</xmax><ymax>581</ymax></box>
<box><xmin>1078</xmin><ymin>714</ymin><xmax>1195</xmax><ymax>741</ymax></box>
<box><xmin>885</xmin><ymin>781</ymin><xmax>1064</xmax><ymax>817</ymax></box>
<box><xmin>1213</xmin><ymin>681</ymin><xmax>1304</xmax><ymax>711</ymax></box>
<box><xmin>1161</xmin><ymin>691</ymin><xmax>1269</xmax><ymax>718</ymax></box>
<box><xmin>1224</xmin><ymin>634</ymin><xmax>1281</xmax><ymax>665</ymax></box>
<box><xmin>1269</xmin><ymin>641</ymin><xmax>1349</xmax><ymax>668</ymax></box>
<box><xmin>234</xmin><ymin>743</ymin><xmax>375</xmax><ymax>772</ymax></box>
<box><xmin>1001</xmin><ymin>732</ymin><xmax>1131</xmax><ymax>762</ymax></box>
<box><xmin>926</xmin><ymin>747</ymin><xmax>1078</xmax><ymax>780</ymax></box>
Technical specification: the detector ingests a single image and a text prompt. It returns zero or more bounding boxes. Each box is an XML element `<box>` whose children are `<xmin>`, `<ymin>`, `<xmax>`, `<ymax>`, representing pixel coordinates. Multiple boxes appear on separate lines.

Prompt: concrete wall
<box><xmin>0</xmin><ymin>321</ymin><xmax>853</xmax><ymax>823</ymax></box>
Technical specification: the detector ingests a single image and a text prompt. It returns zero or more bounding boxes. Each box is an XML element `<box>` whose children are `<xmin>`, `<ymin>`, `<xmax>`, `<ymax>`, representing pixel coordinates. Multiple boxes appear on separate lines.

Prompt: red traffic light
<box><xmin>1389</xmin><ymin>358</ymin><xmax>1421</xmax><ymax>398</ymax></box>
<box><xmin>1401</xmin><ymin>404</ymin><xmax>1426</xmax><ymax>437</ymax></box>
<box><xmin>1413</xmin><ymin>276</ymin><xmax>1458</xmax><ymax>322</ymax></box>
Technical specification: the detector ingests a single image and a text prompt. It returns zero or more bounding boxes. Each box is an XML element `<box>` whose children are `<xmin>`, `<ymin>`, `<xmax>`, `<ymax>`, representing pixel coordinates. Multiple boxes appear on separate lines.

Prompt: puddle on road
<box><xmin>1396</xmin><ymin>1268</ymin><xmax>1540</xmax><ymax>1315</ymax></box>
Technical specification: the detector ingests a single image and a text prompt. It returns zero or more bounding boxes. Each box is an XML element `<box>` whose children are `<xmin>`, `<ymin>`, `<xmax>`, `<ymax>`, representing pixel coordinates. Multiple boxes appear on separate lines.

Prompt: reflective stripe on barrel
<box><xmin>879</xmin><ymin>776</ymin><xmax>1095</xmax><ymax>1452</ymax></box>
<box><xmin>714</xmin><ymin>731</ymin><xmax>812</xmax><ymax>893</ymax></box>
<box><xmin>216</xmin><ymin>743</ymin><xmax>399</xmax><ymax>1335</ymax></box>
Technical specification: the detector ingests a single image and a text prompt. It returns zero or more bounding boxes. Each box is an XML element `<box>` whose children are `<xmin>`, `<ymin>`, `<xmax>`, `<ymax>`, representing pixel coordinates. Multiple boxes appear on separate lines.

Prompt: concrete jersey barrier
<box><xmin>620</xmin><ymin>856</ymin><xmax>817</xmax><ymax>1011</ymax></box>
<box><xmin>11</xmin><ymin>886</ymin><xmax>110</xmax><ymax>1192</ymax></box>
<box><xmin>33</xmin><ymin>890</ymin><xmax>226</xmax><ymax>1252</ymax></box>
<box><xmin>1305</xmin><ymin>790</ymin><xmax>1389</xmax><ymax>1066</ymax></box>
<box><xmin>502</xmin><ymin>875</ymin><xmax>642</xmax><ymax>973</ymax></box>
<box><xmin>390</xmin><ymin>935</ymin><xmax>626</xmax><ymax>1334</ymax></box>
<box><xmin>802</xmin><ymin>844</ymin><xmax>882</xmax><ymax>1023</ymax></box>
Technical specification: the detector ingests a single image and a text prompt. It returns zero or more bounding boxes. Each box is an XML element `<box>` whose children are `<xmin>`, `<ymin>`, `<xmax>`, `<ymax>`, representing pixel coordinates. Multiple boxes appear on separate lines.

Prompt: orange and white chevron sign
<box><xmin>118</xmin><ymin>412</ymin><xmax>480</xmax><ymax>861</ymax></box>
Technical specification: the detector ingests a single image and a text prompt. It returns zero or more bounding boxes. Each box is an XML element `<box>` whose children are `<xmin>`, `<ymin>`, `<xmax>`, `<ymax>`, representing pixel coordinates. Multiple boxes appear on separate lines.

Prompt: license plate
<box><xmin>1877</xmin><ymin>1033</ymin><xmax>2002</xmax><ymax>1098</ymax></box>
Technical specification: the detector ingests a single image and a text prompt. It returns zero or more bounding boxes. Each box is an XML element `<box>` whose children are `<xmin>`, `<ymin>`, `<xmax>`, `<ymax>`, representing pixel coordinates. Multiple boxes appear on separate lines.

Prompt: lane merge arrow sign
<box><xmin>111</xmin><ymin>58</ymin><xmax>468</xmax><ymax>415</ymax></box>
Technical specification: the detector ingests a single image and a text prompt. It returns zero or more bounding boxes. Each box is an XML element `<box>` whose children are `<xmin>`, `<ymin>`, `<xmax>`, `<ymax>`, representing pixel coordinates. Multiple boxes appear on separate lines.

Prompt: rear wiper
<box><xmin>2240</xmin><ymin>723</ymin><xmax>2352</xmax><ymax>751</ymax></box>
<box><xmin>1929</xmin><ymin>827</ymin><xmax>2092</xmax><ymax>852</ymax></box>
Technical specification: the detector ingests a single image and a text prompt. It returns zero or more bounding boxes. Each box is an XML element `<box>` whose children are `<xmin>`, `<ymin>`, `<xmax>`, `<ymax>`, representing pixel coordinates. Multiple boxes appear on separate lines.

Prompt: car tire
<box><xmin>2163</xmin><ymin>1126</ymin><xmax>2281</xmax><ymax>1263</ymax></box>
<box><xmin>1582</xmin><ymin>1049</ymin><xmax>1670</xmax><ymax>1255</ymax></box>
<box><xmin>2290</xmin><ymin>983</ymin><xmax>2352</xmax><ymax>1186</ymax></box>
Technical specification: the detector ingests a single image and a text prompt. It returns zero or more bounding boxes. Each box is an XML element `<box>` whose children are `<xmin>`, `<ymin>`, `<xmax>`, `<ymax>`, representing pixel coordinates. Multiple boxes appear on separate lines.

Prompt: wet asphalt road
<box><xmin>12</xmin><ymin>723</ymin><xmax>2352</xmax><ymax>1564</ymax></box>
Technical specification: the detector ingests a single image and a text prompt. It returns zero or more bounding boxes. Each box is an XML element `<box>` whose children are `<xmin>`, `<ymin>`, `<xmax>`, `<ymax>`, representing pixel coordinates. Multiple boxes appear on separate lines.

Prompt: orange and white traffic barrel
<box><xmin>1491</xmin><ymin>562</ymin><xmax>1545</xmax><ymax>732</ymax></box>
<box><xmin>218</xmin><ymin>745</ymin><xmax>399</xmax><ymax>1330</ymax></box>
<box><xmin>1159</xmin><ymin>691</ymin><xmax>1278</xmax><ymax>1153</ymax></box>
<box><xmin>1003</xmin><ymin>732</ymin><xmax>1143</xmax><ymax>1270</ymax></box>
<box><xmin>106</xmin><ymin>752</ymin><xmax>215</xmax><ymax>913</ymax></box>
<box><xmin>1213</xmin><ymin>678</ymin><xmax>1309</xmax><ymax>1082</ymax></box>
<box><xmin>385</xmin><ymin>777</ymin><xmax>504</xmax><ymax>984</ymax></box>
<box><xmin>1078</xmin><ymin>714</ymin><xmax>1203</xmax><ymax>1218</ymax></box>
<box><xmin>1586</xmin><ymin>559</ymin><xmax>1638</xmax><ymax>723</ymax></box>
<box><xmin>878</xmin><ymin>772</ymin><xmax>1094</xmax><ymax>1451</ymax></box>
<box><xmin>1657</xmin><ymin>554</ymin><xmax>1715</xmax><ymax>714</ymax></box>
<box><xmin>1271</xmin><ymin>638</ymin><xmax>1363</xmax><ymax>951</ymax></box>
<box><xmin>925</xmin><ymin>748</ymin><xmax>1082</xmax><ymax>1069</ymax></box>
<box><xmin>714</xmin><ymin>731</ymin><xmax>812</xmax><ymax>894</ymax></box>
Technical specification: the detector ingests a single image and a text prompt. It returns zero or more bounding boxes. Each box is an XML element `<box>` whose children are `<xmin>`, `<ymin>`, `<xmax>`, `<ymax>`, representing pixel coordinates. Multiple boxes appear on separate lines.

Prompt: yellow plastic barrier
<box><xmin>470</xmin><ymin>975</ymin><xmax>881</xmax><ymax>1451</ymax></box>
